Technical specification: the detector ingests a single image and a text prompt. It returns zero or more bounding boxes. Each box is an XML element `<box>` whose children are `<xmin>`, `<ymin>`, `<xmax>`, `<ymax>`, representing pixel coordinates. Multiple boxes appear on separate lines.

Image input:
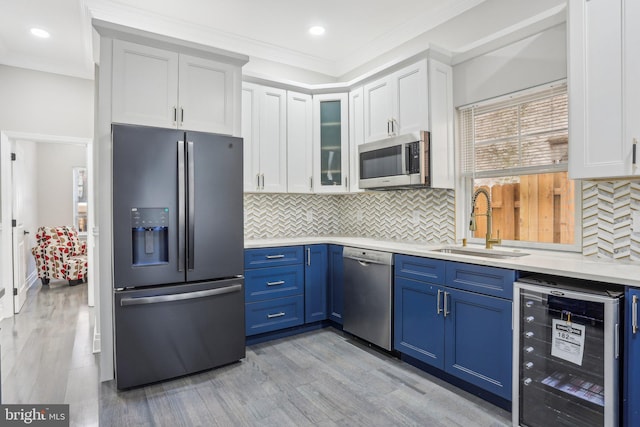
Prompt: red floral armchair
<box><xmin>31</xmin><ymin>226</ymin><xmax>88</xmax><ymax>286</ymax></box>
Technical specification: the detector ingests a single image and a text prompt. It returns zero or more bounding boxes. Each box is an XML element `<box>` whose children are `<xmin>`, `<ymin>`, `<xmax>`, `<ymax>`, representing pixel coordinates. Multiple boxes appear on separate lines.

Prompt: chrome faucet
<box><xmin>470</xmin><ymin>188</ymin><xmax>502</xmax><ymax>249</ymax></box>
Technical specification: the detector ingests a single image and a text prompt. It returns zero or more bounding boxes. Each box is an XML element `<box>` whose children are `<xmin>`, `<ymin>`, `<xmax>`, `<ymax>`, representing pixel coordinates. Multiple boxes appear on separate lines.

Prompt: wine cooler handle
<box><xmin>633</xmin><ymin>295</ymin><xmax>638</xmax><ymax>335</ymax></box>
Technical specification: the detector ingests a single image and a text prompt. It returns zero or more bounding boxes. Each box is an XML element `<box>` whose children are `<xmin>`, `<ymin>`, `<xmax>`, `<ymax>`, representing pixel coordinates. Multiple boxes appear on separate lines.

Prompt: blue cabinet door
<box><xmin>304</xmin><ymin>245</ymin><xmax>328</xmax><ymax>323</ymax></box>
<box><xmin>328</xmin><ymin>245</ymin><xmax>344</xmax><ymax>324</ymax></box>
<box><xmin>394</xmin><ymin>277</ymin><xmax>445</xmax><ymax>369</ymax></box>
<box><xmin>443</xmin><ymin>287</ymin><xmax>512</xmax><ymax>400</ymax></box>
<box><xmin>625</xmin><ymin>288</ymin><xmax>640</xmax><ymax>426</ymax></box>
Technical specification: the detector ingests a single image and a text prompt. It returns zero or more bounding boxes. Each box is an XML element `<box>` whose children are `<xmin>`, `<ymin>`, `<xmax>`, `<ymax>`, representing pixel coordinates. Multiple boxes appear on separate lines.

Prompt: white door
<box><xmin>11</xmin><ymin>145</ymin><xmax>28</xmax><ymax>313</ymax></box>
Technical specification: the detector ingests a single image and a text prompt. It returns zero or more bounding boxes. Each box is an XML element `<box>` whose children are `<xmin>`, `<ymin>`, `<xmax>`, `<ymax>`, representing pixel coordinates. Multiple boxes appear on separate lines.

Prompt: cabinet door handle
<box><xmin>267</xmin><ymin>312</ymin><xmax>285</xmax><ymax>319</ymax></box>
<box><xmin>265</xmin><ymin>254</ymin><xmax>285</xmax><ymax>259</ymax></box>
<box><xmin>260</xmin><ymin>174</ymin><xmax>265</xmax><ymax>189</ymax></box>
<box><xmin>443</xmin><ymin>291</ymin><xmax>450</xmax><ymax>317</ymax></box>
<box><xmin>173</xmin><ymin>106</ymin><xmax>177</xmax><ymax>125</ymax></box>
<box><xmin>306</xmin><ymin>248</ymin><xmax>311</xmax><ymax>266</ymax></box>
<box><xmin>309</xmin><ymin>177</ymin><xmax>313</xmax><ymax>191</ymax></box>
<box><xmin>181</xmin><ymin>108</ymin><xmax>185</xmax><ymax>126</ymax></box>
<box><xmin>387</xmin><ymin>119</ymin><xmax>391</xmax><ymax>135</ymax></box>
<box><xmin>633</xmin><ymin>295</ymin><xmax>638</xmax><ymax>335</ymax></box>
<box><xmin>436</xmin><ymin>289</ymin><xmax>442</xmax><ymax>315</ymax></box>
<box><xmin>633</xmin><ymin>138</ymin><xmax>638</xmax><ymax>166</ymax></box>
<box><xmin>266</xmin><ymin>280</ymin><xmax>285</xmax><ymax>287</ymax></box>
<box><xmin>256</xmin><ymin>174</ymin><xmax>260</xmax><ymax>190</ymax></box>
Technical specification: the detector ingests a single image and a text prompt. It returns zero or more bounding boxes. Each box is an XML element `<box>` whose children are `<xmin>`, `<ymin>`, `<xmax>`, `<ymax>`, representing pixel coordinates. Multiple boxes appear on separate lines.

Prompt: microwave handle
<box><xmin>403</xmin><ymin>143</ymin><xmax>409</xmax><ymax>175</ymax></box>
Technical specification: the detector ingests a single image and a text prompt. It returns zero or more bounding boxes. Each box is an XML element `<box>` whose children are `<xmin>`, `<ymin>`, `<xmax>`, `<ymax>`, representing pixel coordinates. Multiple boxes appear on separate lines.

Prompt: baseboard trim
<box><xmin>92</xmin><ymin>323</ymin><xmax>101</xmax><ymax>354</ymax></box>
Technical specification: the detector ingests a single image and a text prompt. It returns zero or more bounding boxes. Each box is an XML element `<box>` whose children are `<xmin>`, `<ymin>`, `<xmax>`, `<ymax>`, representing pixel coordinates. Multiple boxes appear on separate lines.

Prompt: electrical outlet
<box><xmin>633</xmin><ymin>211</ymin><xmax>640</xmax><ymax>233</ymax></box>
<box><xmin>412</xmin><ymin>210</ymin><xmax>421</xmax><ymax>224</ymax></box>
<box><xmin>306</xmin><ymin>211</ymin><xmax>313</xmax><ymax>222</ymax></box>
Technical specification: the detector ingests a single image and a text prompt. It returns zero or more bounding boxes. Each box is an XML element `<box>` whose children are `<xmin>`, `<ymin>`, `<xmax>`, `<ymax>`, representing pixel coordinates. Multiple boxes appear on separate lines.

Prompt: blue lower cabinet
<box><xmin>394</xmin><ymin>277</ymin><xmax>444</xmax><ymax>368</ymax></box>
<box><xmin>304</xmin><ymin>245</ymin><xmax>328</xmax><ymax>323</ymax></box>
<box><xmin>244</xmin><ymin>265</ymin><xmax>304</xmax><ymax>303</ymax></box>
<box><xmin>443</xmin><ymin>287</ymin><xmax>512</xmax><ymax>400</ymax></box>
<box><xmin>394</xmin><ymin>254</ymin><xmax>513</xmax><ymax>402</ymax></box>
<box><xmin>245</xmin><ymin>295</ymin><xmax>304</xmax><ymax>336</ymax></box>
<box><xmin>625</xmin><ymin>288</ymin><xmax>640</xmax><ymax>426</ymax></box>
<box><xmin>328</xmin><ymin>245</ymin><xmax>344</xmax><ymax>324</ymax></box>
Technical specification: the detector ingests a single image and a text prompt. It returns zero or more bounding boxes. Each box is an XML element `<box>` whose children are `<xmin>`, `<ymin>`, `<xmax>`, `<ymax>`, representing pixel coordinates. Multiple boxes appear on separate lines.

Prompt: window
<box><xmin>458</xmin><ymin>81</ymin><xmax>579</xmax><ymax>249</ymax></box>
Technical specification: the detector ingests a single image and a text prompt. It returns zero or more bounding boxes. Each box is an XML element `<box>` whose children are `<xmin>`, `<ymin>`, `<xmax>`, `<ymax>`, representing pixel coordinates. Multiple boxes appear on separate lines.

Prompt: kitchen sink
<box><xmin>433</xmin><ymin>247</ymin><xmax>530</xmax><ymax>259</ymax></box>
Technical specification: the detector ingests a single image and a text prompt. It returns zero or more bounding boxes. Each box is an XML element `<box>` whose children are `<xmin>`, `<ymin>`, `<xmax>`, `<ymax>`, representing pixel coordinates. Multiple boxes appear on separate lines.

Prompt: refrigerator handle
<box><xmin>120</xmin><ymin>283</ymin><xmax>242</xmax><ymax>306</ymax></box>
<box><xmin>187</xmin><ymin>141</ymin><xmax>196</xmax><ymax>271</ymax></box>
<box><xmin>177</xmin><ymin>140</ymin><xmax>186</xmax><ymax>272</ymax></box>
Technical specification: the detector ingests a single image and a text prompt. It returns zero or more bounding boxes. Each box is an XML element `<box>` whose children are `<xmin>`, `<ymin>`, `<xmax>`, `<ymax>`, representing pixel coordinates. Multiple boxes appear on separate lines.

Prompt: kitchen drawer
<box><xmin>245</xmin><ymin>265</ymin><xmax>304</xmax><ymax>303</ymax></box>
<box><xmin>395</xmin><ymin>254</ymin><xmax>445</xmax><ymax>285</ymax></box>
<box><xmin>245</xmin><ymin>295</ymin><xmax>304</xmax><ymax>336</ymax></box>
<box><xmin>244</xmin><ymin>246</ymin><xmax>303</xmax><ymax>268</ymax></box>
<box><xmin>445</xmin><ymin>262</ymin><xmax>516</xmax><ymax>299</ymax></box>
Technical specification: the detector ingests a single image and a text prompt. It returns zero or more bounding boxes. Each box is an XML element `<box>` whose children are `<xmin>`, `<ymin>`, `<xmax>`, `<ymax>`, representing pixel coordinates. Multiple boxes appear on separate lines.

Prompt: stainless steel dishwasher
<box><xmin>343</xmin><ymin>247</ymin><xmax>394</xmax><ymax>350</ymax></box>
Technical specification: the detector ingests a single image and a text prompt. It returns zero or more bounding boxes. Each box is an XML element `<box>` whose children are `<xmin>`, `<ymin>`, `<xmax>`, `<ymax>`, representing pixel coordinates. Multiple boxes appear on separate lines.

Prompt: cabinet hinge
<box><xmin>12</xmin><ymin>219</ymin><xmax>17</xmax><ymax>227</ymax></box>
<box><xmin>11</xmin><ymin>153</ymin><xmax>16</xmax><ymax>161</ymax></box>
<box><xmin>13</xmin><ymin>288</ymin><xmax>17</xmax><ymax>296</ymax></box>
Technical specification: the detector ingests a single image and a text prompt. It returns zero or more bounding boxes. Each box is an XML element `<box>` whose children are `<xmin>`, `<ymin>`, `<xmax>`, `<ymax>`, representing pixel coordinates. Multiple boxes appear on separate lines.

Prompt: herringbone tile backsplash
<box><xmin>582</xmin><ymin>180</ymin><xmax>640</xmax><ymax>261</ymax></box>
<box><xmin>244</xmin><ymin>189</ymin><xmax>456</xmax><ymax>243</ymax></box>
<box><xmin>245</xmin><ymin>181</ymin><xmax>640</xmax><ymax>262</ymax></box>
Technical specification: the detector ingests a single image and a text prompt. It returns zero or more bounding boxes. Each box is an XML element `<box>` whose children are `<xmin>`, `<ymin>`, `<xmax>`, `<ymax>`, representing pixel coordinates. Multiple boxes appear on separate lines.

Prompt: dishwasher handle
<box><xmin>120</xmin><ymin>283</ymin><xmax>242</xmax><ymax>306</ymax></box>
<box><xmin>344</xmin><ymin>256</ymin><xmax>390</xmax><ymax>265</ymax></box>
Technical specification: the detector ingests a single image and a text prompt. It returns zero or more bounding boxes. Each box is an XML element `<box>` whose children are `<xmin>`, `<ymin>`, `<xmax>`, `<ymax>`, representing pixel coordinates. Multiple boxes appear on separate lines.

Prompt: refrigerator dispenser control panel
<box><xmin>131</xmin><ymin>208</ymin><xmax>169</xmax><ymax>229</ymax></box>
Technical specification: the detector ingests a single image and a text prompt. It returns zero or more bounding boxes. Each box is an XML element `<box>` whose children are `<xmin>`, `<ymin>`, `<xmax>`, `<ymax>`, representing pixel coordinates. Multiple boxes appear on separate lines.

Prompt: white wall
<box><xmin>452</xmin><ymin>23</ymin><xmax>567</xmax><ymax>107</ymax></box>
<box><xmin>35</xmin><ymin>142</ymin><xmax>87</xmax><ymax>227</ymax></box>
<box><xmin>0</xmin><ymin>65</ymin><xmax>93</xmax><ymax>138</ymax></box>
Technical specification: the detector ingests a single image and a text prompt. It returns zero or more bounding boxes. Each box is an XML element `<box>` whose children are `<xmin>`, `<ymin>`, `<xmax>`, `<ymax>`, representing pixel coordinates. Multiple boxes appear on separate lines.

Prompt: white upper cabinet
<box><xmin>569</xmin><ymin>0</ymin><xmax>640</xmax><ymax>179</ymax></box>
<box><xmin>112</xmin><ymin>40</ymin><xmax>240</xmax><ymax>135</ymax></box>
<box><xmin>241</xmin><ymin>82</ymin><xmax>287</xmax><ymax>193</ymax></box>
<box><xmin>349</xmin><ymin>87</ymin><xmax>365</xmax><ymax>192</ymax></box>
<box><xmin>428</xmin><ymin>60</ymin><xmax>455</xmax><ymax>189</ymax></box>
<box><xmin>363</xmin><ymin>60</ymin><xmax>428</xmax><ymax>143</ymax></box>
<box><xmin>112</xmin><ymin>41</ymin><xmax>179</xmax><ymax>128</ymax></box>
<box><xmin>178</xmin><ymin>54</ymin><xmax>237</xmax><ymax>135</ymax></box>
<box><xmin>313</xmin><ymin>93</ymin><xmax>350</xmax><ymax>193</ymax></box>
<box><xmin>287</xmin><ymin>91</ymin><xmax>314</xmax><ymax>193</ymax></box>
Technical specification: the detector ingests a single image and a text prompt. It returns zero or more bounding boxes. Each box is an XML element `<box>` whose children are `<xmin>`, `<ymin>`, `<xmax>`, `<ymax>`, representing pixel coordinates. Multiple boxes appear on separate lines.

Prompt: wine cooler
<box><xmin>513</xmin><ymin>275</ymin><xmax>623</xmax><ymax>427</ymax></box>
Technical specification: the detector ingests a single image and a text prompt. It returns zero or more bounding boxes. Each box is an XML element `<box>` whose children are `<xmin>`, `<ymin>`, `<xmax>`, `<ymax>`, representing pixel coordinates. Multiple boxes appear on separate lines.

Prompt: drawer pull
<box><xmin>267</xmin><ymin>312</ymin><xmax>285</xmax><ymax>319</ymax></box>
<box><xmin>267</xmin><ymin>280</ymin><xmax>285</xmax><ymax>287</ymax></box>
<box><xmin>436</xmin><ymin>289</ymin><xmax>442</xmax><ymax>315</ymax></box>
<box><xmin>265</xmin><ymin>254</ymin><xmax>285</xmax><ymax>259</ymax></box>
<box><xmin>633</xmin><ymin>295</ymin><xmax>638</xmax><ymax>335</ymax></box>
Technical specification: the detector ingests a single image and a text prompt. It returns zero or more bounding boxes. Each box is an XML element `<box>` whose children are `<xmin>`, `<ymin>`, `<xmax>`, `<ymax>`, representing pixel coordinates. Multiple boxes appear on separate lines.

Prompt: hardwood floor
<box><xmin>0</xmin><ymin>280</ymin><xmax>99</xmax><ymax>427</ymax></box>
<box><xmin>101</xmin><ymin>330</ymin><xmax>511</xmax><ymax>426</ymax></box>
<box><xmin>1</xmin><ymin>281</ymin><xmax>511</xmax><ymax>426</ymax></box>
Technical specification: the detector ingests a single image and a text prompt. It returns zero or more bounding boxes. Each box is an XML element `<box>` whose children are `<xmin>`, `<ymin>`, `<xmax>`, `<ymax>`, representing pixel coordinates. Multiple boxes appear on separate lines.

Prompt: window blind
<box><xmin>459</xmin><ymin>83</ymin><xmax>568</xmax><ymax>178</ymax></box>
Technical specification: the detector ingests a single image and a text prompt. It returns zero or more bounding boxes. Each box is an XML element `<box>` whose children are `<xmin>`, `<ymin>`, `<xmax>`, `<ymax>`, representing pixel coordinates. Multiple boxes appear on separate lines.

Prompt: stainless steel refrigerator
<box><xmin>112</xmin><ymin>124</ymin><xmax>245</xmax><ymax>389</ymax></box>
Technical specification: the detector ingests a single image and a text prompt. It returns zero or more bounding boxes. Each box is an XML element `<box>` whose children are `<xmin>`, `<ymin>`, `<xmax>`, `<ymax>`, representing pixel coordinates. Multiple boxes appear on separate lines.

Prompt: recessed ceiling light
<box><xmin>30</xmin><ymin>28</ymin><xmax>50</xmax><ymax>38</ymax></box>
<box><xmin>309</xmin><ymin>26</ymin><xmax>325</xmax><ymax>36</ymax></box>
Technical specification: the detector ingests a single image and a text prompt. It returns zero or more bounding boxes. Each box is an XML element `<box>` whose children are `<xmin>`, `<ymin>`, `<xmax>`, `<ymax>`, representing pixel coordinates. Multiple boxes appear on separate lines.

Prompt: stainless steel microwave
<box><xmin>358</xmin><ymin>131</ymin><xmax>430</xmax><ymax>190</ymax></box>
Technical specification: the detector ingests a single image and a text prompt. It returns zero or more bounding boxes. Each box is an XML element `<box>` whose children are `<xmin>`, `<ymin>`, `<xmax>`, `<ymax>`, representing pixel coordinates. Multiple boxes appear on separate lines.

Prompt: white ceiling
<box><xmin>0</xmin><ymin>0</ymin><xmax>566</xmax><ymax>81</ymax></box>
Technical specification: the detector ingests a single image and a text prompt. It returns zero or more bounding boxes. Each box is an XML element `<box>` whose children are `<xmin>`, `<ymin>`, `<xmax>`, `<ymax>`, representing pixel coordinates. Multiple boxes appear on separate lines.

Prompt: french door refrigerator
<box><xmin>112</xmin><ymin>124</ymin><xmax>245</xmax><ymax>389</ymax></box>
<box><xmin>513</xmin><ymin>275</ymin><xmax>622</xmax><ymax>427</ymax></box>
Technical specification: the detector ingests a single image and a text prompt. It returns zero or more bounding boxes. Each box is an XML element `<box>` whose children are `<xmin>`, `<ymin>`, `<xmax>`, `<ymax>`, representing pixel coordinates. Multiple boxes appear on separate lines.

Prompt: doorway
<box><xmin>0</xmin><ymin>131</ymin><xmax>94</xmax><ymax>319</ymax></box>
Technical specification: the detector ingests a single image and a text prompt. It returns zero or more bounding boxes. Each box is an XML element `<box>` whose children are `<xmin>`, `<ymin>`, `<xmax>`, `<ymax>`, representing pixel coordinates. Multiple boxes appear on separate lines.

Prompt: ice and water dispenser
<box><xmin>131</xmin><ymin>208</ymin><xmax>169</xmax><ymax>266</ymax></box>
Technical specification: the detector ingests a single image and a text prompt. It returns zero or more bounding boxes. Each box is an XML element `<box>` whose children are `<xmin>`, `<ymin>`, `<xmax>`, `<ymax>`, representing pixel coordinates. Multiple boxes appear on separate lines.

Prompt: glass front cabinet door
<box><xmin>313</xmin><ymin>93</ymin><xmax>349</xmax><ymax>193</ymax></box>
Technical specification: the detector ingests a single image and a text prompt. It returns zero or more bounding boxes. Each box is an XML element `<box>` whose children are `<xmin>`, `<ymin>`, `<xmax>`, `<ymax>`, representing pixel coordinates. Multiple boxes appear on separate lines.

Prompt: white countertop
<box><xmin>245</xmin><ymin>236</ymin><xmax>640</xmax><ymax>288</ymax></box>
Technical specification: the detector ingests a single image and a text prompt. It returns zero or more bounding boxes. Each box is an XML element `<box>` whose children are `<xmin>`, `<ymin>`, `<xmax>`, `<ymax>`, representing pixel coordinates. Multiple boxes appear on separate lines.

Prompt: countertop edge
<box><xmin>244</xmin><ymin>237</ymin><xmax>640</xmax><ymax>288</ymax></box>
